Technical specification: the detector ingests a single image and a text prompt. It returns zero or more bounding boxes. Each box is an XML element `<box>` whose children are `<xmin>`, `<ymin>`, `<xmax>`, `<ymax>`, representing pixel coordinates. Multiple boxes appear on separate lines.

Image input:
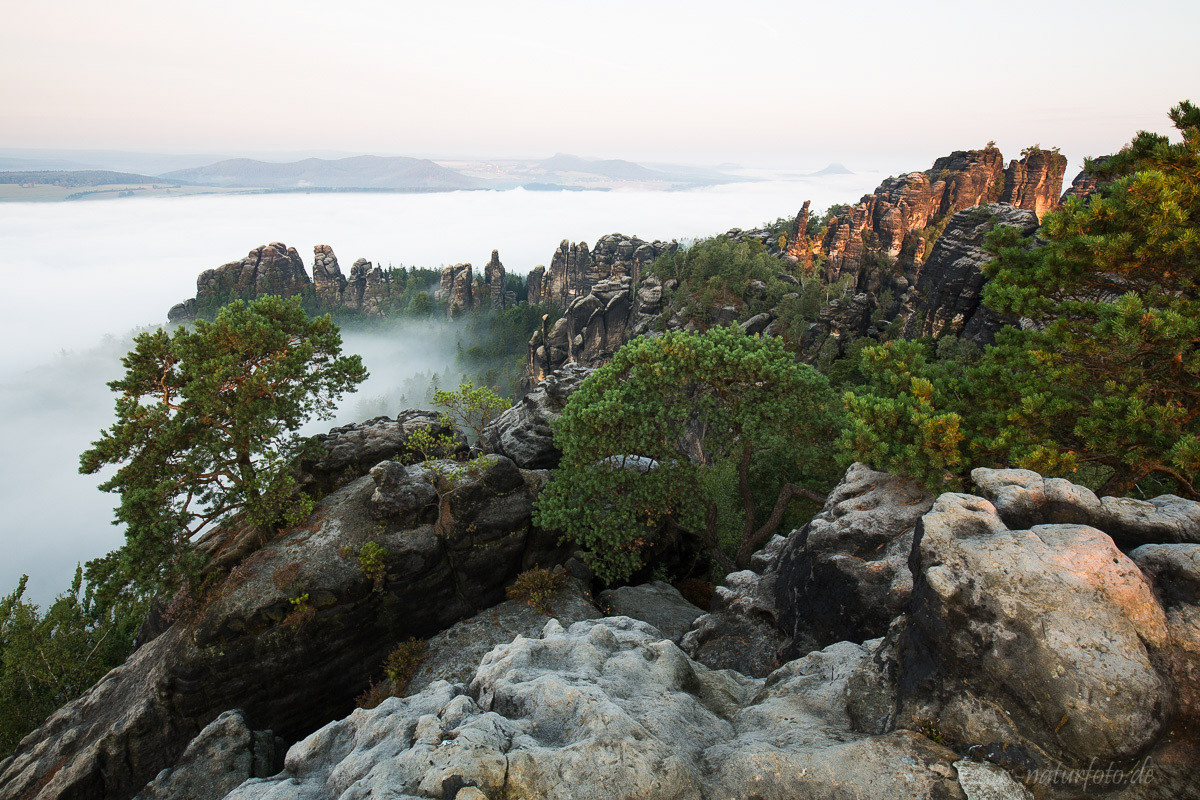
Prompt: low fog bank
<box><xmin>0</xmin><ymin>174</ymin><xmax>880</xmax><ymax>371</ymax></box>
<box><xmin>0</xmin><ymin>316</ymin><xmax>502</xmax><ymax>607</ymax></box>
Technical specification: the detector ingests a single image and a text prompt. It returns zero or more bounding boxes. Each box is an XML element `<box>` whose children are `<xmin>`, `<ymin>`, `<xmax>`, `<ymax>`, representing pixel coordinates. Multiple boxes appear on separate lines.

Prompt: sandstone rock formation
<box><xmin>525</xmin><ymin>275</ymin><xmax>665</xmax><ymax>383</ymax></box>
<box><xmin>219</xmin><ymin>618</ymin><xmax>968</xmax><ymax>800</ymax></box>
<box><xmin>169</xmin><ymin>244</ymin><xmax>400</xmax><ymax>321</ymax></box>
<box><xmin>897</xmin><ymin>203</ymin><xmax>1038</xmax><ymax>344</ymax></box>
<box><xmin>599</xmin><ymin>580</ymin><xmax>705</xmax><ymax>643</ymax></box>
<box><xmin>895</xmin><ymin>492</ymin><xmax>1175</xmax><ymax>769</ymax></box>
<box><xmin>774</xmin><ymin>463</ymin><xmax>934</xmax><ymax>656</ymax></box>
<box><xmin>526</xmin><ymin>264</ymin><xmax>545</xmax><ymax>306</ymax></box>
<box><xmin>528</xmin><ymin>233</ymin><xmax>674</xmax><ymax>308</ymax></box>
<box><xmin>481</xmin><ymin>249</ymin><xmax>506</xmax><ymax>308</ymax></box>
<box><xmin>169</xmin><ymin>243</ymin><xmax>311</xmax><ymax>322</ymax></box>
<box><xmin>479</xmin><ymin>364</ymin><xmax>594</xmax><ymax>468</ymax></box>
<box><xmin>999</xmin><ymin>147</ymin><xmax>1068</xmax><ymax>219</ymax></box>
<box><xmin>437</xmin><ymin>263</ymin><xmax>474</xmax><ymax>315</ymax></box>
<box><xmin>0</xmin><ymin>443</ymin><xmax>564</xmax><ymax>800</ymax></box>
<box><xmin>133</xmin><ymin>710</ymin><xmax>283</xmax><ymax>800</ymax></box>
<box><xmin>299</xmin><ymin>411</ymin><xmax>466</xmax><ymax>496</ymax></box>
<box><xmin>681</xmin><ymin>535</ymin><xmax>791</xmax><ymax>677</ymax></box>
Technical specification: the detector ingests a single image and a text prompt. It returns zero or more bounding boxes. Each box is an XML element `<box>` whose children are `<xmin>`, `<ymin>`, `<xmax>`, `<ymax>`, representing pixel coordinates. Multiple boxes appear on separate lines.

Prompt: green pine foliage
<box><xmin>534</xmin><ymin>327</ymin><xmax>842</xmax><ymax>582</ymax></box>
<box><xmin>80</xmin><ymin>296</ymin><xmax>368</xmax><ymax>605</ymax></box>
<box><xmin>0</xmin><ymin>569</ymin><xmax>144</xmax><ymax>756</ymax></box>
<box><xmin>840</xmin><ymin>101</ymin><xmax>1199</xmax><ymax>497</ymax></box>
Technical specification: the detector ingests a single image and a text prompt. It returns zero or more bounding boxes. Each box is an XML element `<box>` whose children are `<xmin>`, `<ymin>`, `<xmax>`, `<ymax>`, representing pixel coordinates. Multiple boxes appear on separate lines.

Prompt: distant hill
<box><xmin>162</xmin><ymin>155</ymin><xmax>483</xmax><ymax>190</ymax></box>
<box><xmin>537</xmin><ymin>153</ymin><xmax>665</xmax><ymax>181</ymax></box>
<box><xmin>0</xmin><ymin>170</ymin><xmax>183</xmax><ymax>187</ymax></box>
<box><xmin>807</xmin><ymin>162</ymin><xmax>853</xmax><ymax>176</ymax></box>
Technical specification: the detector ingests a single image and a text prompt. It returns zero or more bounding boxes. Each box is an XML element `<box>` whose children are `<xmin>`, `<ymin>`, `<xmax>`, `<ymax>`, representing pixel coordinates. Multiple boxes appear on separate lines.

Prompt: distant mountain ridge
<box><xmin>0</xmin><ymin>170</ymin><xmax>182</xmax><ymax>187</ymax></box>
<box><xmin>537</xmin><ymin>153</ymin><xmax>665</xmax><ymax>181</ymax></box>
<box><xmin>162</xmin><ymin>155</ymin><xmax>483</xmax><ymax>190</ymax></box>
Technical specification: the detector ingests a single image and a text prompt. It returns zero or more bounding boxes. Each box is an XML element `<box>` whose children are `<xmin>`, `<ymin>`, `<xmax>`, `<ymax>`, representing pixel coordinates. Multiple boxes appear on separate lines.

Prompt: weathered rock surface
<box><xmin>437</xmin><ymin>263</ymin><xmax>474</xmax><ymax>315</ymax></box>
<box><xmin>169</xmin><ymin>242</ymin><xmax>312</xmax><ymax>322</ymax></box>
<box><xmin>898</xmin><ymin>204</ymin><xmax>1038</xmax><ymax>344</ymax></box>
<box><xmin>133</xmin><ymin>710</ymin><xmax>282</xmax><ymax>800</ymax></box>
<box><xmin>168</xmin><ymin>243</ymin><xmax>400</xmax><ymax>321</ymax></box>
<box><xmin>528</xmin><ymin>233</ymin><xmax>673</xmax><ymax>308</ymax></box>
<box><xmin>1132</xmin><ymin>544</ymin><xmax>1200</xmax><ymax>721</ymax></box>
<box><xmin>479</xmin><ymin>364</ymin><xmax>594</xmax><ymax>468</ymax></box>
<box><xmin>0</xmin><ymin>448</ymin><xmax>564</xmax><ymax>800</ymax></box>
<box><xmin>404</xmin><ymin>578</ymin><xmax>600</xmax><ymax>697</ymax></box>
<box><xmin>300</xmin><ymin>411</ymin><xmax>466</xmax><ymax>495</ymax></box>
<box><xmin>681</xmin><ymin>536</ymin><xmax>790</xmax><ymax>677</ymax></box>
<box><xmin>971</xmin><ymin>467</ymin><xmax>1200</xmax><ymax>548</ymax></box>
<box><xmin>775</xmin><ymin>463</ymin><xmax>935</xmax><ymax>656</ymax></box>
<box><xmin>481</xmin><ymin>249</ymin><xmax>506</xmax><ymax>308</ymax></box>
<box><xmin>999</xmin><ymin>148</ymin><xmax>1068</xmax><ymax>220</ymax></box>
<box><xmin>219</xmin><ymin>618</ymin><xmax>968</xmax><ymax>800</ymax></box>
<box><xmin>896</xmin><ymin>492</ymin><xmax>1173</xmax><ymax>767</ymax></box>
<box><xmin>599</xmin><ymin>580</ymin><xmax>705</xmax><ymax>643</ymax></box>
<box><xmin>526</xmin><ymin>275</ymin><xmax>665</xmax><ymax>382</ymax></box>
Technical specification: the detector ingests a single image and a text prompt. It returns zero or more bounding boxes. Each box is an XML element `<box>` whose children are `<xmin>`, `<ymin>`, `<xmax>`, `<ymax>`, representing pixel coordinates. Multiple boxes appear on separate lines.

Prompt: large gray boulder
<box><xmin>774</xmin><ymin>463</ymin><xmax>934</xmax><ymax>656</ymax></box>
<box><xmin>134</xmin><ymin>711</ymin><xmax>282</xmax><ymax>800</ymax></box>
<box><xmin>0</xmin><ymin>452</ymin><xmax>566</xmax><ymax>800</ymax></box>
<box><xmin>897</xmin><ymin>492</ymin><xmax>1172</xmax><ymax>768</ymax></box>
<box><xmin>681</xmin><ymin>536</ymin><xmax>790</xmax><ymax>677</ymax></box>
<box><xmin>972</xmin><ymin>467</ymin><xmax>1200</xmax><ymax>548</ymax></box>
<box><xmin>479</xmin><ymin>364</ymin><xmax>593</xmax><ymax>468</ymax></box>
<box><xmin>1132</xmin><ymin>544</ymin><xmax>1200</xmax><ymax>722</ymax></box>
<box><xmin>221</xmin><ymin>618</ymin><xmax>969</xmax><ymax>800</ymax></box>
<box><xmin>600</xmin><ymin>580</ymin><xmax>705</xmax><ymax>643</ymax></box>
<box><xmin>301</xmin><ymin>410</ymin><xmax>467</xmax><ymax>495</ymax></box>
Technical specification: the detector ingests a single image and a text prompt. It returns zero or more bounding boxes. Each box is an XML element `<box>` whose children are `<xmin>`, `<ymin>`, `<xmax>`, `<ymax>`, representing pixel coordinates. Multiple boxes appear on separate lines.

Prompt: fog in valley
<box><xmin>0</xmin><ymin>175</ymin><xmax>883</xmax><ymax>604</ymax></box>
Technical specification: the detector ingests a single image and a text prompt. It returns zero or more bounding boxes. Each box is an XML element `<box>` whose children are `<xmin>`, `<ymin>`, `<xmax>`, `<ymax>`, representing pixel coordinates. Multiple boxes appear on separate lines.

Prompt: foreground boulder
<box><xmin>775</xmin><ymin>463</ymin><xmax>934</xmax><ymax>656</ymax></box>
<box><xmin>599</xmin><ymin>580</ymin><xmax>705</xmax><ymax>643</ymax></box>
<box><xmin>0</xmin><ymin>452</ymin><xmax>564</xmax><ymax>800</ymax></box>
<box><xmin>897</xmin><ymin>492</ymin><xmax>1173</xmax><ymax>768</ymax></box>
<box><xmin>220</xmin><ymin>618</ymin><xmax>968</xmax><ymax>800</ymax></box>
<box><xmin>134</xmin><ymin>711</ymin><xmax>282</xmax><ymax>800</ymax></box>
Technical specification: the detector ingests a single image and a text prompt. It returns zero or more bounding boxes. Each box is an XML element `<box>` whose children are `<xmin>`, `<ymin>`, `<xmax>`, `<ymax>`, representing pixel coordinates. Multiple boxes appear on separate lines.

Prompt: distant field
<box><xmin>0</xmin><ymin>184</ymin><xmax>250</xmax><ymax>201</ymax></box>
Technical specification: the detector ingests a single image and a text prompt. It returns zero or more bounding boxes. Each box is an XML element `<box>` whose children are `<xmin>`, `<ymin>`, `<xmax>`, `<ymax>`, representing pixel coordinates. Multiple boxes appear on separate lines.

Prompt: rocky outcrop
<box><xmin>403</xmin><ymin>577</ymin><xmax>601</xmax><ymax>698</ymax></box>
<box><xmin>133</xmin><ymin>711</ymin><xmax>282</xmax><ymax>800</ymax></box>
<box><xmin>526</xmin><ymin>275</ymin><xmax>666</xmax><ymax>383</ymax></box>
<box><xmin>169</xmin><ymin>244</ymin><xmax>399</xmax><ymax>321</ymax></box>
<box><xmin>971</xmin><ymin>466</ymin><xmax>1200</xmax><ymax>548</ymax></box>
<box><xmin>813</xmin><ymin>146</ymin><xmax>1007</xmax><ymax>291</ymax></box>
<box><xmin>528</xmin><ymin>233</ymin><xmax>673</xmax><ymax>308</ymax></box>
<box><xmin>311</xmin><ymin>244</ymin><xmax>346</xmax><ymax>308</ymax></box>
<box><xmin>219</xmin><ymin>618</ymin><xmax>968</xmax><ymax>800</ymax></box>
<box><xmin>775</xmin><ymin>463</ymin><xmax>935</xmax><ymax>657</ymax></box>
<box><xmin>526</xmin><ymin>264</ymin><xmax>545</xmax><ymax>306</ymax></box>
<box><xmin>479</xmin><ymin>364</ymin><xmax>594</xmax><ymax>468</ymax></box>
<box><xmin>999</xmin><ymin>148</ymin><xmax>1068</xmax><ymax>219</ymax></box>
<box><xmin>599</xmin><ymin>580</ymin><xmax>705</xmax><ymax>643</ymax></box>
<box><xmin>1132</xmin><ymin>544</ymin><xmax>1200</xmax><ymax>722</ymax></box>
<box><xmin>168</xmin><ymin>243</ymin><xmax>311</xmax><ymax>322</ymax></box>
<box><xmin>0</xmin><ymin>443</ymin><xmax>565</xmax><ymax>800</ymax></box>
<box><xmin>299</xmin><ymin>411</ymin><xmax>467</xmax><ymax>496</ymax></box>
<box><xmin>895</xmin><ymin>492</ymin><xmax>1177</xmax><ymax>772</ymax></box>
<box><xmin>481</xmin><ymin>249</ymin><xmax>506</xmax><ymax>308</ymax></box>
<box><xmin>1061</xmin><ymin>156</ymin><xmax>1110</xmax><ymax>203</ymax></box>
<box><xmin>897</xmin><ymin>203</ymin><xmax>1038</xmax><ymax>344</ymax></box>
<box><xmin>681</xmin><ymin>535</ymin><xmax>790</xmax><ymax>677</ymax></box>
<box><xmin>437</xmin><ymin>263</ymin><xmax>474</xmax><ymax>315</ymax></box>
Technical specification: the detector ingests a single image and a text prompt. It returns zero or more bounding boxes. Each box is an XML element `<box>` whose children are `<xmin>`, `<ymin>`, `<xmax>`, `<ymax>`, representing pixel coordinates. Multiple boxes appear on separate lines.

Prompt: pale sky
<box><xmin>2</xmin><ymin>0</ymin><xmax>1197</xmax><ymax>167</ymax></box>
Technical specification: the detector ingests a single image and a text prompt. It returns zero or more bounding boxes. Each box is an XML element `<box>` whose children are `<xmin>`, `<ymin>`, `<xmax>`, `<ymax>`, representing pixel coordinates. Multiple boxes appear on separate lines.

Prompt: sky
<box><xmin>2</xmin><ymin>0</ymin><xmax>1196</xmax><ymax>169</ymax></box>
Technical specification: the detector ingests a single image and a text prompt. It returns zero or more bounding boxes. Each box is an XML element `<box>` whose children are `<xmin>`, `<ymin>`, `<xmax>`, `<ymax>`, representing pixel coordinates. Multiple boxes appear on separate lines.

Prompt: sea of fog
<box><xmin>0</xmin><ymin>174</ymin><xmax>883</xmax><ymax>603</ymax></box>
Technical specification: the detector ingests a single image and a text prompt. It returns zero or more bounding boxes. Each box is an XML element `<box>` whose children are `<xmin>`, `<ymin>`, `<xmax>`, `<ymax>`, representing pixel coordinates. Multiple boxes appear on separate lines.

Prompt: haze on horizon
<box><xmin>2</xmin><ymin>0</ymin><xmax>1197</xmax><ymax>172</ymax></box>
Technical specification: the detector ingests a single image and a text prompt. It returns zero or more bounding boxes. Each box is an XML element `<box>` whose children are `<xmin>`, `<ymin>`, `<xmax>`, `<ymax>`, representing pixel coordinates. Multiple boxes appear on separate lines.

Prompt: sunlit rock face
<box><xmin>1000</xmin><ymin>148</ymin><xmax>1068</xmax><ymax>219</ymax></box>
